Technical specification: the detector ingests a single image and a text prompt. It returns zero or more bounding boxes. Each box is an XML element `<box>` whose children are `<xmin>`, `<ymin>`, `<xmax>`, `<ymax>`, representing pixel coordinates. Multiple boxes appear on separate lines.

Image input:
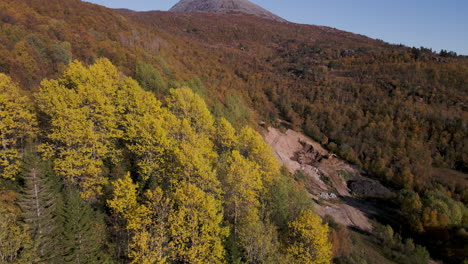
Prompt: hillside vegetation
<box><xmin>0</xmin><ymin>0</ymin><xmax>467</xmax><ymax>263</ymax></box>
<box><xmin>1</xmin><ymin>58</ymin><xmax>331</xmax><ymax>263</ymax></box>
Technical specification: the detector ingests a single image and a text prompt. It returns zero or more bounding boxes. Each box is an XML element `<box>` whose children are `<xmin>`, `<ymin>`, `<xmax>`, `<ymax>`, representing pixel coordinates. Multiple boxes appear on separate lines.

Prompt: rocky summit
<box><xmin>169</xmin><ymin>0</ymin><xmax>286</xmax><ymax>22</ymax></box>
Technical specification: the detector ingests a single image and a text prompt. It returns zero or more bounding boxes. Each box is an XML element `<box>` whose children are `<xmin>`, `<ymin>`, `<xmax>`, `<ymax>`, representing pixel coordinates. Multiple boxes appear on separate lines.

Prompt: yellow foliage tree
<box><xmin>127</xmin><ymin>112</ymin><xmax>221</xmax><ymax>195</ymax></box>
<box><xmin>108</xmin><ymin>173</ymin><xmax>170</xmax><ymax>264</ymax></box>
<box><xmin>237</xmin><ymin>217</ymin><xmax>280</xmax><ymax>264</ymax></box>
<box><xmin>214</xmin><ymin>118</ymin><xmax>238</xmax><ymax>153</ymax></box>
<box><xmin>36</xmin><ymin>59</ymin><xmax>124</xmax><ymax>199</ymax></box>
<box><xmin>0</xmin><ymin>74</ymin><xmax>37</xmax><ymax>180</ymax></box>
<box><xmin>107</xmin><ymin>173</ymin><xmax>140</xmax><ymax>223</ymax></box>
<box><xmin>287</xmin><ymin>210</ymin><xmax>332</xmax><ymax>264</ymax></box>
<box><xmin>124</xmin><ymin>112</ymin><xmax>174</xmax><ymax>183</ymax></box>
<box><xmin>168</xmin><ymin>183</ymin><xmax>227</xmax><ymax>264</ymax></box>
<box><xmin>159</xmin><ymin>116</ymin><xmax>220</xmax><ymax>196</ymax></box>
<box><xmin>0</xmin><ymin>189</ymin><xmax>33</xmax><ymax>263</ymax></box>
<box><xmin>238</xmin><ymin>126</ymin><xmax>280</xmax><ymax>187</ymax></box>
<box><xmin>134</xmin><ymin>188</ymin><xmax>172</xmax><ymax>264</ymax></box>
<box><xmin>120</xmin><ymin>82</ymin><xmax>176</xmax><ymax>183</ymax></box>
<box><xmin>166</xmin><ymin>87</ymin><xmax>215</xmax><ymax>136</ymax></box>
<box><xmin>118</xmin><ymin>82</ymin><xmax>221</xmax><ymax>195</ymax></box>
<box><xmin>222</xmin><ymin>150</ymin><xmax>280</xmax><ymax>263</ymax></box>
<box><xmin>222</xmin><ymin>150</ymin><xmax>262</xmax><ymax>226</ymax></box>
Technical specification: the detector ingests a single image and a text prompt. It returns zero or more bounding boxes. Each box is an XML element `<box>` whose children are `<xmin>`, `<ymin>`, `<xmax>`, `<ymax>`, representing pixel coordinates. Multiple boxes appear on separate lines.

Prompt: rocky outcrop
<box><xmin>169</xmin><ymin>0</ymin><xmax>286</xmax><ymax>22</ymax></box>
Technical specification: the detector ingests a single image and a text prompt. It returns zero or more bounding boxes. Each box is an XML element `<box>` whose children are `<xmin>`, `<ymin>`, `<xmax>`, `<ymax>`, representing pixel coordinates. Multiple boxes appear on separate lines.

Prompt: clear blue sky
<box><xmin>85</xmin><ymin>0</ymin><xmax>468</xmax><ymax>55</ymax></box>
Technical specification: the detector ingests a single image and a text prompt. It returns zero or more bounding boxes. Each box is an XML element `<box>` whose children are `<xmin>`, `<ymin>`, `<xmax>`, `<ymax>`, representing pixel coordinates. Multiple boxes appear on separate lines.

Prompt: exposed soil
<box><xmin>264</xmin><ymin>127</ymin><xmax>392</xmax><ymax>232</ymax></box>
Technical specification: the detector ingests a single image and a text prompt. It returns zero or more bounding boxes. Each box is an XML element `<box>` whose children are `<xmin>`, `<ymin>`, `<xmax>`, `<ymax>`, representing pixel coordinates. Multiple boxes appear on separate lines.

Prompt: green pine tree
<box><xmin>62</xmin><ymin>188</ymin><xmax>111</xmax><ymax>263</ymax></box>
<box><xmin>18</xmin><ymin>153</ymin><xmax>62</xmax><ymax>263</ymax></box>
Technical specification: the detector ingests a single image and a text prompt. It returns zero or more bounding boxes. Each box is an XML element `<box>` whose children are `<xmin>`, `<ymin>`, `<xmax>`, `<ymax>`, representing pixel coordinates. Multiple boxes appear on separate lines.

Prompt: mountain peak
<box><xmin>169</xmin><ymin>0</ymin><xmax>286</xmax><ymax>22</ymax></box>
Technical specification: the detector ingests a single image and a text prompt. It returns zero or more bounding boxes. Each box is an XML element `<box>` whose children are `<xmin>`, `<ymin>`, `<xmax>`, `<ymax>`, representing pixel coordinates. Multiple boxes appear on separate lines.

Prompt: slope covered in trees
<box><xmin>0</xmin><ymin>59</ymin><xmax>333</xmax><ymax>263</ymax></box>
<box><xmin>0</xmin><ymin>0</ymin><xmax>466</xmax><ymax>262</ymax></box>
<box><xmin>1</xmin><ymin>0</ymin><xmax>465</xmax><ymax>194</ymax></box>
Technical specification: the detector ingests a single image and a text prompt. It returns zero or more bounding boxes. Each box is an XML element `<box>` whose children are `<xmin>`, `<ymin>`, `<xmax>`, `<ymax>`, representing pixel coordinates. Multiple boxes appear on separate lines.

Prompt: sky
<box><xmin>85</xmin><ymin>0</ymin><xmax>468</xmax><ymax>55</ymax></box>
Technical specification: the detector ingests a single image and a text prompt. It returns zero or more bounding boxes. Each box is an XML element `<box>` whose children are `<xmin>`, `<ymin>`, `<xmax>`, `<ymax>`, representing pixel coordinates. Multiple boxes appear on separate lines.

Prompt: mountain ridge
<box><xmin>169</xmin><ymin>0</ymin><xmax>286</xmax><ymax>22</ymax></box>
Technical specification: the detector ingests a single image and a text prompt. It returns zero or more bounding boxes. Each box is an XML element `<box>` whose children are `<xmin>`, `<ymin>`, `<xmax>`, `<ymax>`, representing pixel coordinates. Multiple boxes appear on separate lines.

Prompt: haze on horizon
<box><xmin>84</xmin><ymin>0</ymin><xmax>468</xmax><ymax>56</ymax></box>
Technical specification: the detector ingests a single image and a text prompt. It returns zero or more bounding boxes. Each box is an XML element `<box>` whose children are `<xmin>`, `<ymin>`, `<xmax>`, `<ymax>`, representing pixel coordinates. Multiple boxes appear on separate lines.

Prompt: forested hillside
<box><xmin>1</xmin><ymin>59</ymin><xmax>330</xmax><ymax>263</ymax></box>
<box><xmin>0</xmin><ymin>0</ymin><xmax>466</xmax><ymax>263</ymax></box>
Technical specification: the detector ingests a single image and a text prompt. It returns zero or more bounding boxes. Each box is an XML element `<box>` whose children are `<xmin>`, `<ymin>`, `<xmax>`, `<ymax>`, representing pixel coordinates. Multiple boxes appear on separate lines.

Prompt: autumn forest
<box><xmin>0</xmin><ymin>0</ymin><xmax>466</xmax><ymax>263</ymax></box>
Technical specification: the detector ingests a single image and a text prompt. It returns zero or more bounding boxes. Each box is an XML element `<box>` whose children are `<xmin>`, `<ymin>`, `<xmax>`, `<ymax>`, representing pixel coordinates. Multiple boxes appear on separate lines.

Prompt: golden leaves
<box><xmin>287</xmin><ymin>210</ymin><xmax>333</xmax><ymax>264</ymax></box>
<box><xmin>0</xmin><ymin>74</ymin><xmax>37</xmax><ymax>180</ymax></box>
